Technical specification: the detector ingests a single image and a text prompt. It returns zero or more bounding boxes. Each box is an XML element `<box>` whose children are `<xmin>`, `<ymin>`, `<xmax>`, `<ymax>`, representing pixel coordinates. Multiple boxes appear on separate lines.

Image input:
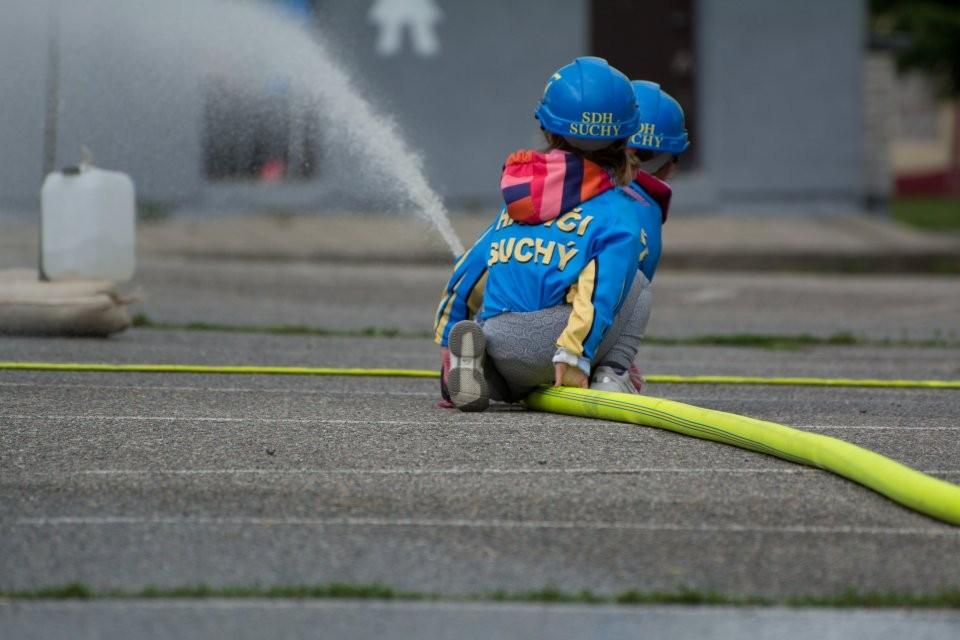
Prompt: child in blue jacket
<box><xmin>435</xmin><ymin>59</ymin><xmax>683</xmax><ymax>412</ymax></box>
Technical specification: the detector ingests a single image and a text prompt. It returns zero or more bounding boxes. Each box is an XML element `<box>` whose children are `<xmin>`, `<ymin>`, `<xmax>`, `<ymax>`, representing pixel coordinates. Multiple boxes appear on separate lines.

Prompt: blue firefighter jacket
<box><xmin>434</xmin><ymin>182</ymin><xmax>663</xmax><ymax>362</ymax></box>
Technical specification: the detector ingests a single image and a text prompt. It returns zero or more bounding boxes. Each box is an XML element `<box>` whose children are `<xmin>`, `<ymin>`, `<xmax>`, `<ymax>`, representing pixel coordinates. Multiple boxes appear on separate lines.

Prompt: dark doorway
<box><xmin>202</xmin><ymin>0</ymin><xmax>320</xmax><ymax>183</ymax></box>
<box><xmin>590</xmin><ymin>0</ymin><xmax>698</xmax><ymax>166</ymax></box>
<box><xmin>202</xmin><ymin>76</ymin><xmax>318</xmax><ymax>183</ymax></box>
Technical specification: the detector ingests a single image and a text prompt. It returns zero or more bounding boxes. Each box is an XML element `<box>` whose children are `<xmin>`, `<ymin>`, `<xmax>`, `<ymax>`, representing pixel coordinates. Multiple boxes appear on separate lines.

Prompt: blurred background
<box><xmin>0</xmin><ymin>0</ymin><xmax>956</xmax><ymax>220</ymax></box>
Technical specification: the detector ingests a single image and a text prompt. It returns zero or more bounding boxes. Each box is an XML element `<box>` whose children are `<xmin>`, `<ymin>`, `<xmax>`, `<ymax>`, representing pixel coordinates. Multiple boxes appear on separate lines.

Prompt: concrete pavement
<box><xmin>3</xmin><ymin>210</ymin><xmax>960</xmax><ymax>271</ymax></box>
<box><xmin>4</xmin><ymin>211</ymin><xmax>958</xmax><ymax>341</ymax></box>
<box><xmin>2</xmin><ymin>211</ymin><xmax>959</xmax><ymax>637</ymax></box>
<box><xmin>122</xmin><ymin>257</ymin><xmax>960</xmax><ymax>340</ymax></box>
<box><xmin>2</xmin><ymin>331</ymin><xmax>959</xmax><ymax>600</ymax></box>
<box><xmin>3</xmin><ymin>601</ymin><xmax>959</xmax><ymax>640</ymax></box>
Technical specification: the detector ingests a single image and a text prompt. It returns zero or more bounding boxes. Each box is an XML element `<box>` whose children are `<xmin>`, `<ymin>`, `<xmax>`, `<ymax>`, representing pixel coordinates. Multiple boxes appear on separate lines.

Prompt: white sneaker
<box><xmin>447</xmin><ymin>321</ymin><xmax>490</xmax><ymax>412</ymax></box>
<box><xmin>590</xmin><ymin>365</ymin><xmax>639</xmax><ymax>394</ymax></box>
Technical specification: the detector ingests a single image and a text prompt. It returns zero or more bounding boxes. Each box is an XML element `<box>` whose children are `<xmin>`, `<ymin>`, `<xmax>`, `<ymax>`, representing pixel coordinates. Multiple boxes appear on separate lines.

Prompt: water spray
<box><xmin>191</xmin><ymin>0</ymin><xmax>463</xmax><ymax>255</ymax></box>
<box><xmin>44</xmin><ymin>0</ymin><xmax>464</xmax><ymax>256</ymax></box>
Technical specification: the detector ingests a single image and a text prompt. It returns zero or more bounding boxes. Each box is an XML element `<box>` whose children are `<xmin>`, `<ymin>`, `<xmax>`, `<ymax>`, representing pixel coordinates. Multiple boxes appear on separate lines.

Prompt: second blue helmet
<box><xmin>628</xmin><ymin>80</ymin><xmax>691</xmax><ymax>154</ymax></box>
<box><xmin>536</xmin><ymin>57</ymin><xmax>640</xmax><ymax>143</ymax></box>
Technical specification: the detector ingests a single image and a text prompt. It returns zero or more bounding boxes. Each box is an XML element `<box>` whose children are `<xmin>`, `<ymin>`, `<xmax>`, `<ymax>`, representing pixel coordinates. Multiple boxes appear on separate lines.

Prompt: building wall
<box><xmin>56</xmin><ymin>0</ymin><xmax>205</xmax><ymax>206</ymax></box>
<box><xmin>279</xmin><ymin>0</ymin><xmax>590</xmax><ymax>211</ymax></box>
<box><xmin>863</xmin><ymin>50</ymin><xmax>896</xmax><ymax>208</ymax></box>
<box><xmin>890</xmin><ymin>71</ymin><xmax>955</xmax><ymax>174</ymax></box>
<box><xmin>694</xmin><ymin>0</ymin><xmax>865</xmax><ymax>211</ymax></box>
<box><xmin>0</xmin><ymin>0</ymin><xmax>205</xmax><ymax>211</ymax></box>
<box><xmin>0</xmin><ymin>2</ymin><xmax>50</xmax><ymax>212</ymax></box>
<box><xmin>0</xmin><ymin>0</ymin><xmax>588</xmax><ymax>213</ymax></box>
<box><xmin>0</xmin><ymin>0</ymin><xmax>867</xmax><ymax>214</ymax></box>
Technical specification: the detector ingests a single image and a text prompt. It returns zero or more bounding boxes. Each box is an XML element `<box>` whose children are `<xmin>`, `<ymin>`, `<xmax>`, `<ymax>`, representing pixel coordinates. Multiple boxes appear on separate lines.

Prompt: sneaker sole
<box><xmin>447</xmin><ymin>322</ymin><xmax>489</xmax><ymax>412</ymax></box>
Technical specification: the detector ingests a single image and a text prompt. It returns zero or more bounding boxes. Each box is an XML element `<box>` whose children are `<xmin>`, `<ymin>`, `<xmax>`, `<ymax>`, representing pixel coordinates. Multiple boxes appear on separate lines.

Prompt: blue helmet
<box><xmin>627</xmin><ymin>80</ymin><xmax>690</xmax><ymax>154</ymax></box>
<box><xmin>535</xmin><ymin>57</ymin><xmax>640</xmax><ymax>144</ymax></box>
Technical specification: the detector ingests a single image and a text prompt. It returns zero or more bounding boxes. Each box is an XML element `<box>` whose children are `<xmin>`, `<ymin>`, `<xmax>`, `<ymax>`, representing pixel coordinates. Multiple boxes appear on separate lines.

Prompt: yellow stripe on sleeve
<box><xmin>556</xmin><ymin>259</ymin><xmax>597</xmax><ymax>357</ymax></box>
<box><xmin>433</xmin><ymin>287</ymin><xmax>458</xmax><ymax>344</ymax></box>
<box><xmin>466</xmin><ymin>271</ymin><xmax>488</xmax><ymax>318</ymax></box>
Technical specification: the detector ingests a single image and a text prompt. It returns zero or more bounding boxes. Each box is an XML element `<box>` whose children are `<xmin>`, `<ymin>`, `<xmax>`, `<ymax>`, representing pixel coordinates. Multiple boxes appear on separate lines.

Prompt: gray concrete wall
<box><xmin>694</xmin><ymin>0</ymin><xmax>866</xmax><ymax>211</ymax></box>
<box><xmin>0</xmin><ymin>0</ymin><xmax>205</xmax><ymax>211</ymax></box>
<box><xmin>0</xmin><ymin>0</ymin><xmax>867</xmax><ymax>214</ymax></box>
<box><xmin>0</xmin><ymin>2</ymin><xmax>49</xmax><ymax>212</ymax></box>
<box><xmin>307</xmin><ymin>0</ymin><xmax>587</xmax><ymax>210</ymax></box>
<box><xmin>56</xmin><ymin>0</ymin><xmax>205</xmax><ymax>205</ymax></box>
<box><xmin>0</xmin><ymin>0</ymin><xmax>586</xmax><ymax>213</ymax></box>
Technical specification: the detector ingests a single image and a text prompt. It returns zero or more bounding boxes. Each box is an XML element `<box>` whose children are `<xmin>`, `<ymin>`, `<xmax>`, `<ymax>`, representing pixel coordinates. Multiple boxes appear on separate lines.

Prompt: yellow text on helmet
<box><xmin>630</xmin><ymin>123</ymin><xmax>662</xmax><ymax>148</ymax></box>
<box><xmin>569</xmin><ymin>122</ymin><xmax>622</xmax><ymax>137</ymax></box>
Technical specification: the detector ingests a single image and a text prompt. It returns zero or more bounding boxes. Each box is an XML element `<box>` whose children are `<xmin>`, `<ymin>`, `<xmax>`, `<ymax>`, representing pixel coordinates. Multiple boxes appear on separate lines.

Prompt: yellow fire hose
<box><xmin>526</xmin><ymin>386</ymin><xmax>960</xmax><ymax>526</ymax></box>
<box><xmin>0</xmin><ymin>362</ymin><xmax>438</xmax><ymax>378</ymax></box>
<box><xmin>1</xmin><ymin>360</ymin><xmax>958</xmax><ymax>525</ymax></box>
<box><xmin>1</xmin><ymin>361</ymin><xmax>958</xmax><ymax>390</ymax></box>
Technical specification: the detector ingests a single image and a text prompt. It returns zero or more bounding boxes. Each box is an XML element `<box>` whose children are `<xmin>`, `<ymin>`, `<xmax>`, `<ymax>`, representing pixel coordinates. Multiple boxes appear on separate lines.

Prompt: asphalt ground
<box><xmin>2</xmin><ymin>263</ymin><xmax>960</xmax><ymax>637</ymax></box>
<box><xmin>2</xmin><ymin>330</ymin><xmax>959</xmax><ymax>597</ymax></box>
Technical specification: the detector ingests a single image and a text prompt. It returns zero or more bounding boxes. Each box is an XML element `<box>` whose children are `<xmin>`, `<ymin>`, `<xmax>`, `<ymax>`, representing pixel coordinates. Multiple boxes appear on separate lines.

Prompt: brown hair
<box><xmin>543</xmin><ymin>132</ymin><xmax>638</xmax><ymax>187</ymax></box>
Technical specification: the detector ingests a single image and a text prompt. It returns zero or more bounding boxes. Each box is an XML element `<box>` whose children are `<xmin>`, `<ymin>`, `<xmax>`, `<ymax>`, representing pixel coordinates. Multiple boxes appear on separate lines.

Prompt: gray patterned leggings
<box><xmin>479</xmin><ymin>272</ymin><xmax>652</xmax><ymax>401</ymax></box>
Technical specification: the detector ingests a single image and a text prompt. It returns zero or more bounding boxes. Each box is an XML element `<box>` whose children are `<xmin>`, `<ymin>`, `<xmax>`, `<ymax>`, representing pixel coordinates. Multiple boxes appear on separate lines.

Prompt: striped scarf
<box><xmin>500</xmin><ymin>149</ymin><xmax>616</xmax><ymax>224</ymax></box>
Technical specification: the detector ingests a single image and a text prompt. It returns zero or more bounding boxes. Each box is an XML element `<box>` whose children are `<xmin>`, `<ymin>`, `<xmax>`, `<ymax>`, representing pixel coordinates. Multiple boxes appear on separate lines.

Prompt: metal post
<box><xmin>42</xmin><ymin>0</ymin><xmax>61</xmax><ymax>178</ymax></box>
<box><xmin>40</xmin><ymin>0</ymin><xmax>61</xmax><ymax>280</ymax></box>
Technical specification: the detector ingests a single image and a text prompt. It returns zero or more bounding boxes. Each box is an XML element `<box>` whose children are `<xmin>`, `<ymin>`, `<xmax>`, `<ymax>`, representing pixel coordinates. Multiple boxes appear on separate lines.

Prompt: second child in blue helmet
<box><xmin>581</xmin><ymin>80</ymin><xmax>692</xmax><ymax>393</ymax></box>
<box><xmin>434</xmin><ymin>57</ymin><xmax>657</xmax><ymax>412</ymax></box>
<box><xmin>624</xmin><ymin>80</ymin><xmax>692</xmax><ymax>280</ymax></box>
<box><xmin>629</xmin><ymin>80</ymin><xmax>690</xmax><ymax>185</ymax></box>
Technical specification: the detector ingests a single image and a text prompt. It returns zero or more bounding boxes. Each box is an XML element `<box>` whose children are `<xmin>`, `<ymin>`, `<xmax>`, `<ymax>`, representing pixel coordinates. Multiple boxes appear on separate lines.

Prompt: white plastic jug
<box><xmin>41</xmin><ymin>164</ymin><xmax>136</xmax><ymax>282</ymax></box>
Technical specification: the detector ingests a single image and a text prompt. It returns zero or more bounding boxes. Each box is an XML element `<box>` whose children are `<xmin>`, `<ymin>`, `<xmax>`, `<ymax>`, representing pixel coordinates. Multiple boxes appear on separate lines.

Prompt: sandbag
<box><xmin>0</xmin><ymin>269</ymin><xmax>132</xmax><ymax>337</ymax></box>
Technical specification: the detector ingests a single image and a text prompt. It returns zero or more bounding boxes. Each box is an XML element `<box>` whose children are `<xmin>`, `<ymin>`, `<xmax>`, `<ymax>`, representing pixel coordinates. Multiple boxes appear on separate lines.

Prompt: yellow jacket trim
<box><xmin>556</xmin><ymin>259</ymin><xmax>597</xmax><ymax>357</ymax></box>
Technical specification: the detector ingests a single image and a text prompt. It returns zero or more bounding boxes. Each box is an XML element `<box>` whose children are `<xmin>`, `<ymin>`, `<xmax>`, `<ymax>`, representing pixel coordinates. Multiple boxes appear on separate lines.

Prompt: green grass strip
<box><xmin>131</xmin><ymin>315</ymin><xmax>959</xmax><ymax>350</ymax></box>
<box><xmin>131</xmin><ymin>314</ymin><xmax>431</xmax><ymax>340</ymax></box>
<box><xmin>3</xmin><ymin>583</ymin><xmax>959</xmax><ymax>608</ymax></box>
<box><xmin>891</xmin><ymin>197</ymin><xmax>960</xmax><ymax>232</ymax></box>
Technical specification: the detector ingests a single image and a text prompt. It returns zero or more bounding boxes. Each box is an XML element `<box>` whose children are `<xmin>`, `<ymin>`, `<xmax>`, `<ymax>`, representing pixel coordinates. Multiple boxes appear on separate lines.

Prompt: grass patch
<box><xmin>11</xmin><ymin>583</ymin><xmax>95</xmax><ymax>600</ymax></box>
<box><xmin>639</xmin><ymin>332</ymin><xmax>957</xmax><ymax>350</ymax></box>
<box><xmin>130</xmin><ymin>314</ymin><xmax>959</xmax><ymax>349</ymax></box>
<box><xmin>891</xmin><ymin>197</ymin><xmax>960</xmax><ymax>232</ymax></box>
<box><xmin>4</xmin><ymin>582</ymin><xmax>424</xmax><ymax>602</ymax></box>
<box><xmin>3</xmin><ymin>583</ymin><xmax>959</xmax><ymax>608</ymax></box>
<box><xmin>644</xmin><ymin>332</ymin><xmax>859</xmax><ymax>350</ymax></box>
<box><xmin>137</xmin><ymin>583</ymin><xmax>417</xmax><ymax>601</ymax></box>
<box><xmin>787</xmin><ymin>588</ymin><xmax>960</xmax><ymax>608</ymax></box>
<box><xmin>488</xmin><ymin>586</ymin><xmax>605</xmax><ymax>604</ymax></box>
<box><xmin>131</xmin><ymin>313</ymin><xmax>431</xmax><ymax>340</ymax></box>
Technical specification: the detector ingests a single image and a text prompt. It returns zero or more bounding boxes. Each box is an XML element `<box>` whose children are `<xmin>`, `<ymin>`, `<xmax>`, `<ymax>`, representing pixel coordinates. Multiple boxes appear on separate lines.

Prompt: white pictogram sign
<box><xmin>368</xmin><ymin>0</ymin><xmax>442</xmax><ymax>57</ymax></box>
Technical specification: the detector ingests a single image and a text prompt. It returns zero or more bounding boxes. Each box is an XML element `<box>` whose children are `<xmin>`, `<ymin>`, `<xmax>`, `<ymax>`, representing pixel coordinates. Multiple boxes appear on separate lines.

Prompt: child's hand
<box><xmin>554</xmin><ymin>362</ymin><xmax>588</xmax><ymax>389</ymax></box>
